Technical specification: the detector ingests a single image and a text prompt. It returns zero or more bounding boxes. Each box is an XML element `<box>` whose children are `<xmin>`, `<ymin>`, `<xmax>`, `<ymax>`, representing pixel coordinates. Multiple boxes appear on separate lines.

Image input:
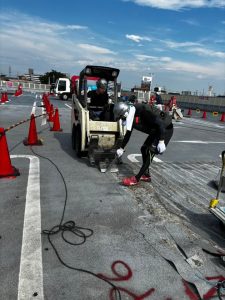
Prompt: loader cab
<box><xmin>78</xmin><ymin>65</ymin><xmax>120</xmax><ymax>109</ymax></box>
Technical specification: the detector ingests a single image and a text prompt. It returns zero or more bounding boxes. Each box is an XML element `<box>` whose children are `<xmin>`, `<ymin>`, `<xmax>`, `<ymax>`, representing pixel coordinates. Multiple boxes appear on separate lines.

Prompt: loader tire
<box><xmin>75</xmin><ymin>127</ymin><xmax>83</xmax><ymax>158</ymax></box>
<box><xmin>72</xmin><ymin>126</ymin><xmax>76</xmax><ymax>150</ymax></box>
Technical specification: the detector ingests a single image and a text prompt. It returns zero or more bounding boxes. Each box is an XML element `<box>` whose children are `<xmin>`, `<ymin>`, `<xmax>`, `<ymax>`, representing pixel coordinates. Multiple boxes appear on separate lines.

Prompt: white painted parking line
<box><xmin>41</xmin><ymin>102</ymin><xmax>47</xmax><ymax>126</ymax></box>
<box><xmin>65</xmin><ymin>103</ymin><xmax>72</xmax><ymax>109</ymax></box>
<box><xmin>127</xmin><ymin>153</ymin><xmax>163</xmax><ymax>163</ymax></box>
<box><xmin>11</xmin><ymin>155</ymin><xmax>44</xmax><ymax>300</ymax></box>
<box><xmin>173</xmin><ymin>126</ymin><xmax>186</xmax><ymax>129</ymax></box>
<box><xmin>152</xmin><ymin>156</ymin><xmax>163</xmax><ymax>162</ymax></box>
<box><xmin>31</xmin><ymin>101</ymin><xmax>36</xmax><ymax>115</ymax></box>
<box><xmin>172</xmin><ymin>140</ymin><xmax>225</xmax><ymax>144</ymax></box>
<box><xmin>174</xmin><ymin>121</ymin><xmax>185</xmax><ymax>125</ymax></box>
<box><xmin>183</xmin><ymin>118</ymin><xmax>225</xmax><ymax>128</ymax></box>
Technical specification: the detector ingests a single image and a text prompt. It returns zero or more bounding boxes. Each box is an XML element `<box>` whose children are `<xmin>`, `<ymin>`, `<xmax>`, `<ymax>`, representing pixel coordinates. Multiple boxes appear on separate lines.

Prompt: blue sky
<box><xmin>0</xmin><ymin>0</ymin><xmax>225</xmax><ymax>95</ymax></box>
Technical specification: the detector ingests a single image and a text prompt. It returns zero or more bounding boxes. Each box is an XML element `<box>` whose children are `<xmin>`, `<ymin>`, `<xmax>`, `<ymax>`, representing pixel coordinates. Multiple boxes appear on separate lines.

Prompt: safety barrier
<box><xmin>0</xmin><ymin>93</ymin><xmax>62</xmax><ymax>178</ymax></box>
<box><xmin>0</xmin><ymin>80</ymin><xmax>50</xmax><ymax>93</ymax></box>
<box><xmin>162</xmin><ymin>94</ymin><xmax>225</xmax><ymax>113</ymax></box>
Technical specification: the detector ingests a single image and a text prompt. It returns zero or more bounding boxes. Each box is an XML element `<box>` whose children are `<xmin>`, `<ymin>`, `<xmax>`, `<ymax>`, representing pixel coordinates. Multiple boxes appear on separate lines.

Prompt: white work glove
<box><xmin>157</xmin><ymin>141</ymin><xmax>166</xmax><ymax>154</ymax></box>
<box><xmin>116</xmin><ymin>148</ymin><xmax>124</xmax><ymax>158</ymax></box>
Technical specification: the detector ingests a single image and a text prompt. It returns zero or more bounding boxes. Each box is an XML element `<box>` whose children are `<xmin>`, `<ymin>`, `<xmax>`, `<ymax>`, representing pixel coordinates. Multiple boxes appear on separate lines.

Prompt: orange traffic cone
<box><xmin>45</xmin><ymin>100</ymin><xmax>51</xmax><ymax>115</ymax></box>
<box><xmin>43</xmin><ymin>94</ymin><xmax>50</xmax><ymax>113</ymax></box>
<box><xmin>5</xmin><ymin>92</ymin><xmax>9</xmax><ymax>102</ymax></box>
<box><xmin>23</xmin><ymin>114</ymin><xmax>43</xmax><ymax>145</ymax></box>
<box><xmin>51</xmin><ymin>108</ymin><xmax>62</xmax><ymax>131</ymax></box>
<box><xmin>15</xmin><ymin>86</ymin><xmax>22</xmax><ymax>96</ymax></box>
<box><xmin>1</xmin><ymin>92</ymin><xmax>6</xmax><ymax>103</ymax></box>
<box><xmin>48</xmin><ymin>104</ymin><xmax>54</xmax><ymax>122</ymax></box>
<box><xmin>0</xmin><ymin>128</ymin><xmax>20</xmax><ymax>178</ymax></box>
<box><xmin>18</xmin><ymin>85</ymin><xmax>23</xmax><ymax>95</ymax></box>
<box><xmin>187</xmin><ymin>108</ymin><xmax>192</xmax><ymax>117</ymax></box>
<box><xmin>42</xmin><ymin>95</ymin><xmax>47</xmax><ymax>108</ymax></box>
<box><xmin>42</xmin><ymin>93</ymin><xmax>46</xmax><ymax>101</ymax></box>
<box><xmin>202</xmin><ymin>111</ymin><xmax>207</xmax><ymax>119</ymax></box>
<box><xmin>43</xmin><ymin>93</ymin><xmax>48</xmax><ymax>102</ymax></box>
<box><xmin>220</xmin><ymin>112</ymin><xmax>225</xmax><ymax>122</ymax></box>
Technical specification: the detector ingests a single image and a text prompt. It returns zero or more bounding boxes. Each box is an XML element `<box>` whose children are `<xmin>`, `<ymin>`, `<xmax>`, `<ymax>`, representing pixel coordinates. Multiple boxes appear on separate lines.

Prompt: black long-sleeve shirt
<box><xmin>121</xmin><ymin>103</ymin><xmax>172</xmax><ymax>149</ymax></box>
<box><xmin>87</xmin><ymin>90</ymin><xmax>108</xmax><ymax>108</ymax></box>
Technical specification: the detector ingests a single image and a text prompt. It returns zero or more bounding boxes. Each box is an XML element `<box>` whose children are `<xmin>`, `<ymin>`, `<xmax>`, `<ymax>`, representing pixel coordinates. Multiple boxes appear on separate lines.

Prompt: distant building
<box><xmin>181</xmin><ymin>91</ymin><xmax>192</xmax><ymax>96</ymax></box>
<box><xmin>23</xmin><ymin>69</ymin><xmax>41</xmax><ymax>83</ymax></box>
<box><xmin>23</xmin><ymin>73</ymin><xmax>41</xmax><ymax>83</ymax></box>
<box><xmin>0</xmin><ymin>74</ymin><xmax>7</xmax><ymax>80</ymax></box>
<box><xmin>28</xmin><ymin>68</ymin><xmax>34</xmax><ymax>75</ymax></box>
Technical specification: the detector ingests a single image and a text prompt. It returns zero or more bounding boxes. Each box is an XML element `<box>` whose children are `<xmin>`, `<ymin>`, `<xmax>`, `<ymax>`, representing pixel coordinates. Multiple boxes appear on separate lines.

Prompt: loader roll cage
<box><xmin>71</xmin><ymin>65</ymin><xmax>123</xmax><ymax>172</ymax></box>
<box><xmin>78</xmin><ymin>65</ymin><xmax>120</xmax><ymax>108</ymax></box>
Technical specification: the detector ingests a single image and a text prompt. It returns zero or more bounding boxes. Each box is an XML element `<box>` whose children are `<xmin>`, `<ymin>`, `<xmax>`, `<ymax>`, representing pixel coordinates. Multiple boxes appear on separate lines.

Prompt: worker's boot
<box><xmin>122</xmin><ymin>176</ymin><xmax>138</xmax><ymax>186</ymax></box>
<box><xmin>140</xmin><ymin>174</ymin><xmax>151</xmax><ymax>182</ymax></box>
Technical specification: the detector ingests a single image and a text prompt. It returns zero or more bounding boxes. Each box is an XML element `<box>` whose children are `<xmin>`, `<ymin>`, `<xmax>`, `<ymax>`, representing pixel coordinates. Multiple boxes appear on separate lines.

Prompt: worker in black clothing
<box><xmin>87</xmin><ymin>78</ymin><xmax>109</xmax><ymax>120</ymax></box>
<box><xmin>113</xmin><ymin>102</ymin><xmax>173</xmax><ymax>186</ymax></box>
<box><xmin>155</xmin><ymin>92</ymin><xmax>163</xmax><ymax>111</ymax></box>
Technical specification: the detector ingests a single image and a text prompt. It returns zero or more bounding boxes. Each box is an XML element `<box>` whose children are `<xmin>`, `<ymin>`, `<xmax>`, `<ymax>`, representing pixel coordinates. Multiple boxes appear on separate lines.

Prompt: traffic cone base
<box><xmin>1</xmin><ymin>93</ymin><xmax>6</xmax><ymax>103</ymax></box>
<box><xmin>23</xmin><ymin>137</ymin><xmax>43</xmax><ymax>146</ymax></box>
<box><xmin>15</xmin><ymin>89</ymin><xmax>22</xmax><ymax>96</ymax></box>
<box><xmin>220</xmin><ymin>112</ymin><xmax>225</xmax><ymax>122</ymax></box>
<box><xmin>50</xmin><ymin>127</ymin><xmax>62</xmax><ymax>132</ymax></box>
<box><xmin>23</xmin><ymin>114</ymin><xmax>43</xmax><ymax>146</ymax></box>
<box><xmin>0</xmin><ymin>166</ymin><xmax>20</xmax><ymax>179</ymax></box>
<box><xmin>5</xmin><ymin>92</ymin><xmax>9</xmax><ymax>102</ymax></box>
<box><xmin>186</xmin><ymin>108</ymin><xmax>192</xmax><ymax>117</ymax></box>
<box><xmin>202</xmin><ymin>111</ymin><xmax>207</xmax><ymax>119</ymax></box>
<box><xmin>0</xmin><ymin>128</ymin><xmax>20</xmax><ymax>179</ymax></box>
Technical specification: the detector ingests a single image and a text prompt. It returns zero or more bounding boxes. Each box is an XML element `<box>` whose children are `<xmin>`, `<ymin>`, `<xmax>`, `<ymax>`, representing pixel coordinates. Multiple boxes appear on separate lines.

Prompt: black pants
<box><xmin>135</xmin><ymin>124</ymin><xmax>173</xmax><ymax>181</ymax></box>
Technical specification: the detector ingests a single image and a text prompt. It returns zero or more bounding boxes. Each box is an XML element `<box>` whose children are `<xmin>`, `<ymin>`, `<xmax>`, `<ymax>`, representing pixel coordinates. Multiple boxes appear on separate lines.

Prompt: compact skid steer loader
<box><xmin>71</xmin><ymin>65</ymin><xmax>125</xmax><ymax>172</ymax></box>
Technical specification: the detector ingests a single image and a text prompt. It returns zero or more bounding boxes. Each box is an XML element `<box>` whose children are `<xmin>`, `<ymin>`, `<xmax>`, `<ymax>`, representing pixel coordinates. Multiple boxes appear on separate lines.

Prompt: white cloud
<box><xmin>196</xmin><ymin>74</ymin><xmax>206</xmax><ymax>79</ymax></box>
<box><xmin>65</xmin><ymin>25</ymin><xmax>87</xmax><ymax>30</ymax></box>
<box><xmin>135</xmin><ymin>54</ymin><xmax>172</xmax><ymax>62</ymax></box>
<box><xmin>163</xmin><ymin>40</ymin><xmax>201</xmax><ymax>48</ymax></box>
<box><xmin>126</xmin><ymin>34</ymin><xmax>152</xmax><ymax>43</ymax></box>
<box><xmin>182</xmin><ymin>19</ymin><xmax>200</xmax><ymax>26</ymax></box>
<box><xmin>0</xmin><ymin>11</ymin><xmax>117</xmax><ymax>73</ymax></box>
<box><xmin>125</xmin><ymin>0</ymin><xmax>225</xmax><ymax>10</ymax></box>
<box><xmin>161</xmin><ymin>60</ymin><xmax>225</xmax><ymax>77</ymax></box>
<box><xmin>132</xmin><ymin>52</ymin><xmax>225</xmax><ymax>78</ymax></box>
<box><xmin>78</xmin><ymin>44</ymin><xmax>116</xmax><ymax>54</ymax></box>
<box><xmin>162</xmin><ymin>39</ymin><xmax>225</xmax><ymax>59</ymax></box>
<box><xmin>187</xmin><ymin>47</ymin><xmax>225</xmax><ymax>58</ymax></box>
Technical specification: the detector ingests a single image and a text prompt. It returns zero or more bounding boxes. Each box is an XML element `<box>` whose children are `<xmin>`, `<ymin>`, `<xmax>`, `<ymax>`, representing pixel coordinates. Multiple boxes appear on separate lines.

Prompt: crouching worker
<box><xmin>113</xmin><ymin>102</ymin><xmax>174</xmax><ymax>186</ymax></box>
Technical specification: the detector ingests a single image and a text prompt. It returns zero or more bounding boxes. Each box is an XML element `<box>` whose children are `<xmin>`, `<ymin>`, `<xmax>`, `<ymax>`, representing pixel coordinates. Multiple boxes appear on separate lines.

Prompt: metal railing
<box><xmin>0</xmin><ymin>80</ymin><xmax>50</xmax><ymax>92</ymax></box>
<box><xmin>161</xmin><ymin>94</ymin><xmax>225</xmax><ymax>112</ymax></box>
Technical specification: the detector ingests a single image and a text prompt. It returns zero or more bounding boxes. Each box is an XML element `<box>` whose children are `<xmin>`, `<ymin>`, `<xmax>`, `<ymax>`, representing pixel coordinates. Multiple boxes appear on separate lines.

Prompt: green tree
<box><xmin>39</xmin><ymin>70</ymin><xmax>67</xmax><ymax>84</ymax></box>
